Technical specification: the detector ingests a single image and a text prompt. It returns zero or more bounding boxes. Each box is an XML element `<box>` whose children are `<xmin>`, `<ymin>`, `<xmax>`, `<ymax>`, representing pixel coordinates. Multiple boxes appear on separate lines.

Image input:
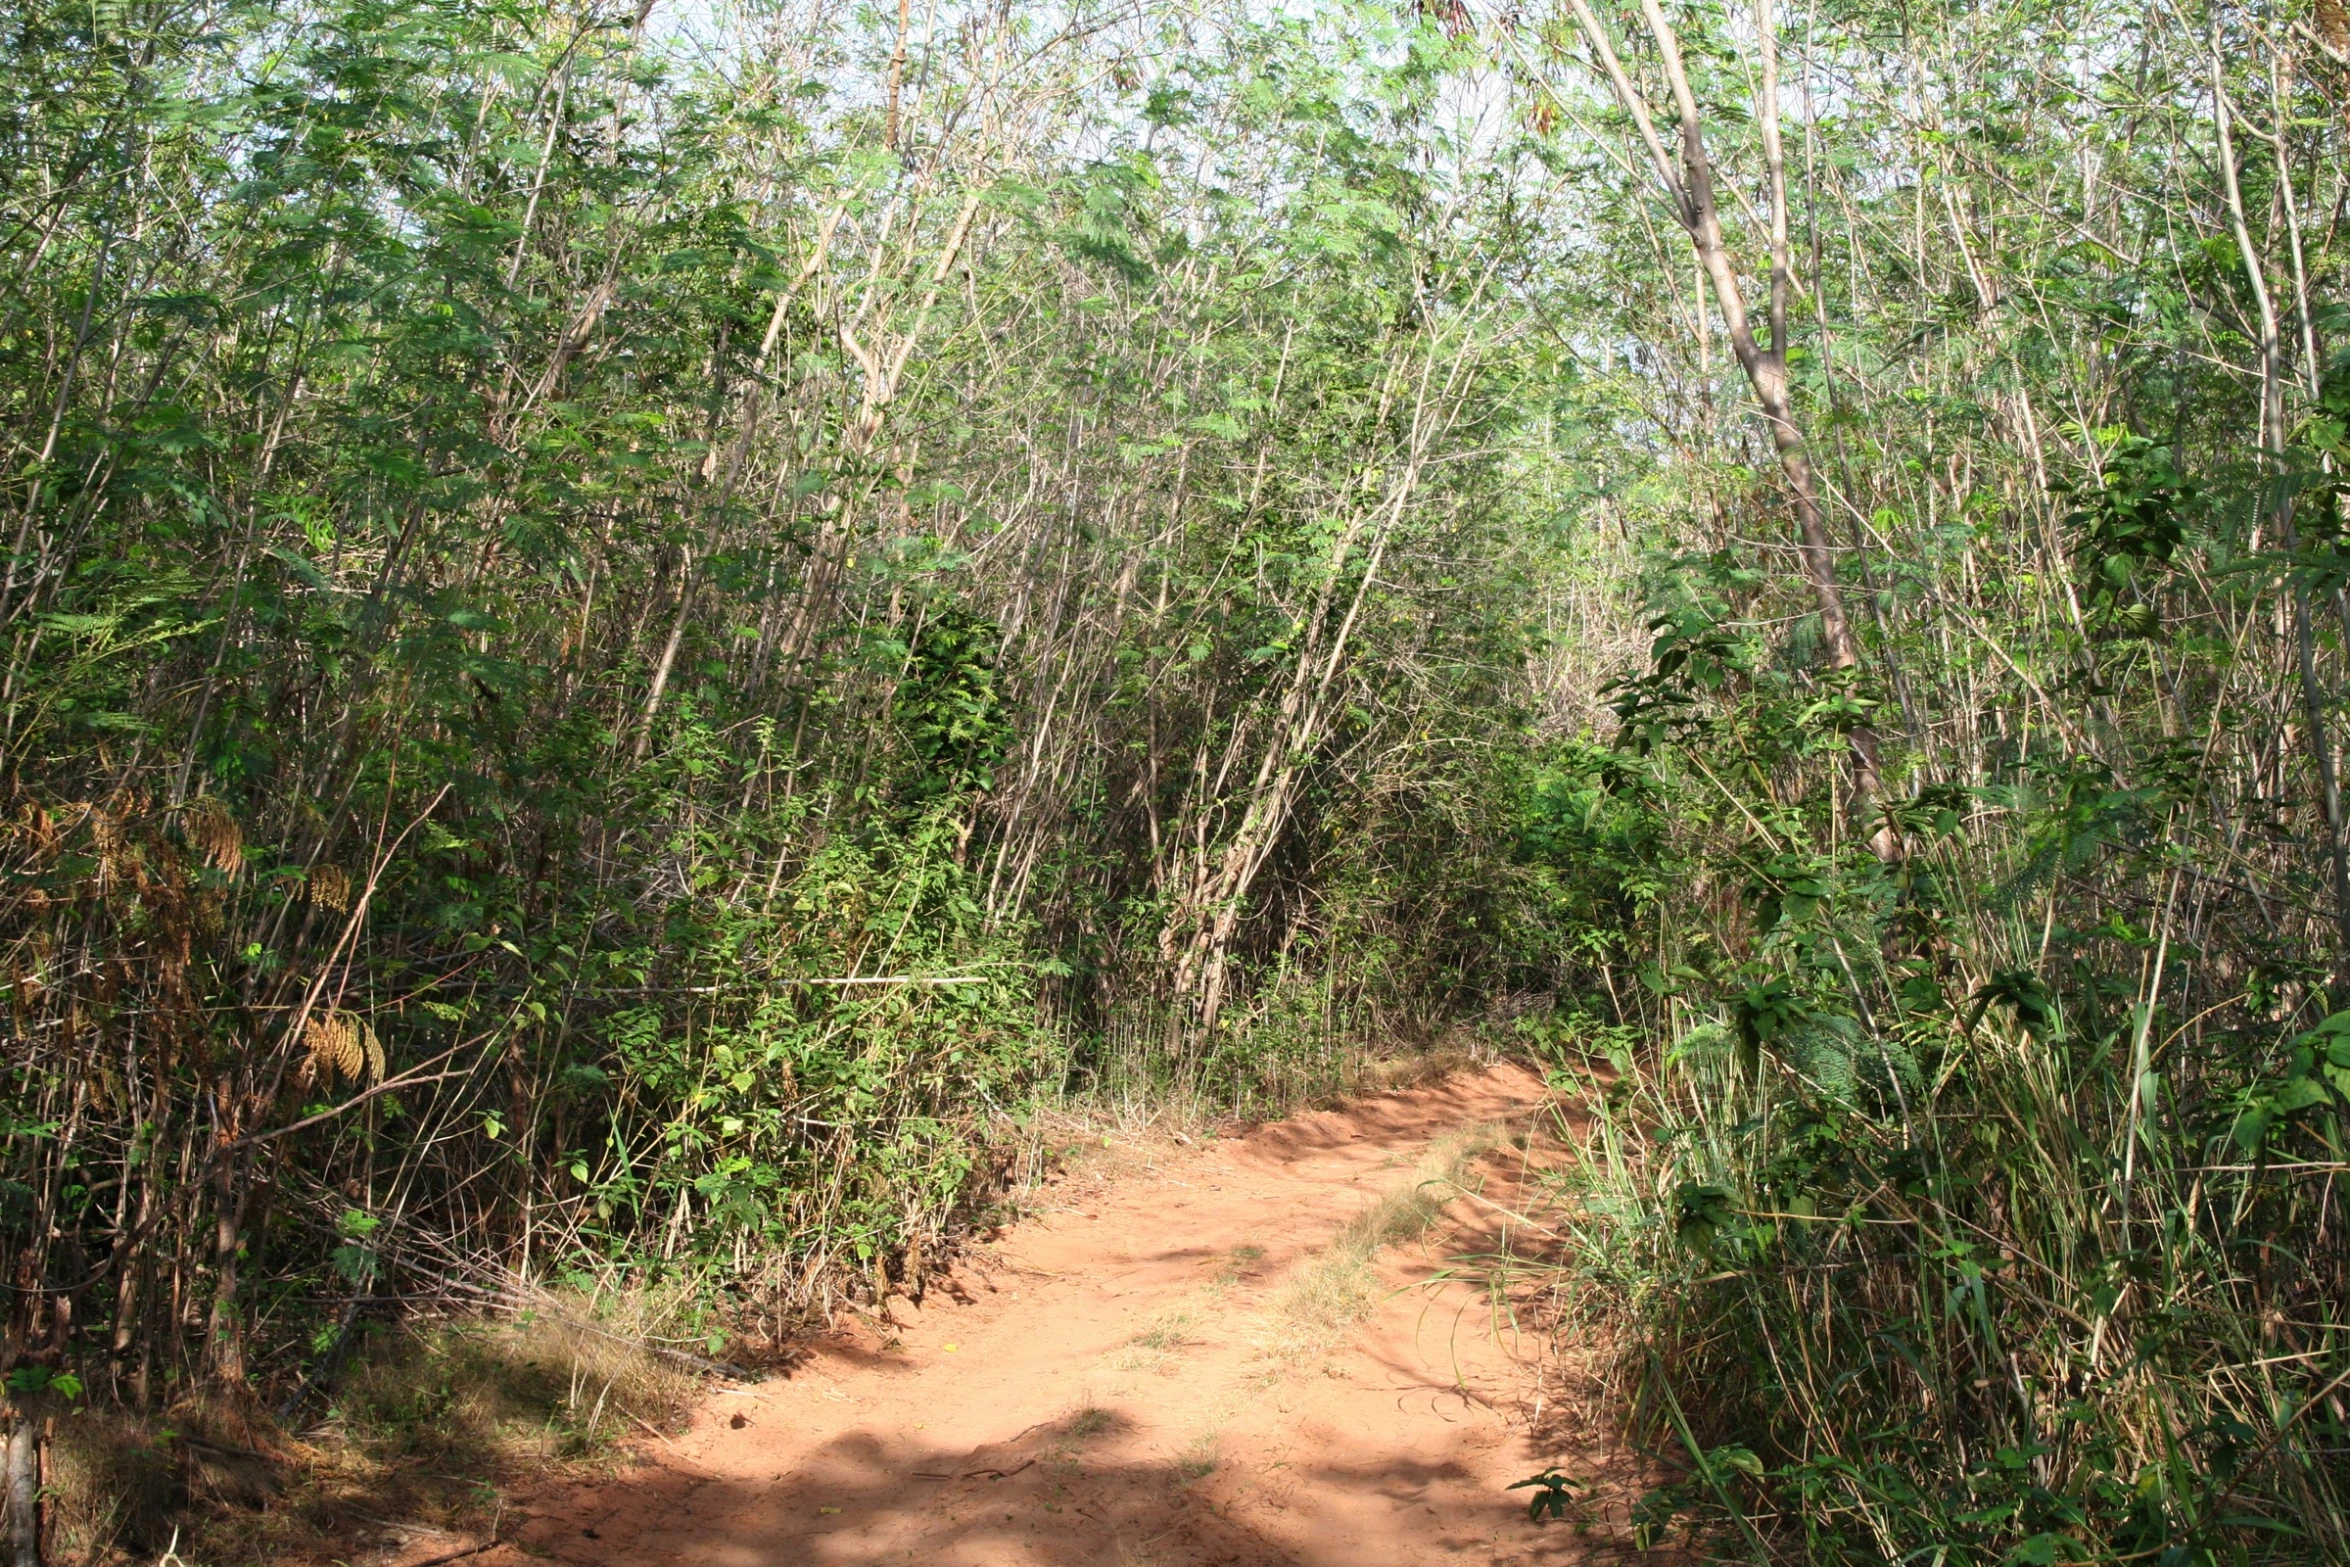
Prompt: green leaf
<box><xmin>2273</xmin><ymin>1076</ymin><xmax>2332</xmax><ymax>1113</ymax></box>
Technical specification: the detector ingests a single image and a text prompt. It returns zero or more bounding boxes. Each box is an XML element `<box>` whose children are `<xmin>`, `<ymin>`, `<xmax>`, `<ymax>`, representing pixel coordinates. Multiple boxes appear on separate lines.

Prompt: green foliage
<box><xmin>1603</xmin><ymin>551</ymin><xmax>1762</xmax><ymax>752</ymax></box>
<box><xmin>1525</xmin><ymin>506</ymin><xmax>2347</xmax><ymax>1563</ymax></box>
<box><xmin>2228</xmin><ymin>1011</ymin><xmax>2350</xmax><ymax>1152</ymax></box>
<box><xmin>890</xmin><ymin>608</ymin><xmax>1011</xmax><ymax>803</ymax></box>
<box><xmin>2064</xmin><ymin>436</ymin><xmax>2195</xmax><ymax>637</ymax></box>
<box><xmin>1509</xmin><ymin>1467</ymin><xmax>1581</xmax><ymax>1522</ymax></box>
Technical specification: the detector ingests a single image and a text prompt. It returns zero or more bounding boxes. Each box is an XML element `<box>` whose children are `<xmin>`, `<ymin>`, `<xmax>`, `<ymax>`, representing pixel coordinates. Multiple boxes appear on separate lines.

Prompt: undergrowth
<box><xmin>1529</xmin><ymin>998</ymin><xmax>2350</xmax><ymax>1562</ymax></box>
<box><xmin>44</xmin><ymin>1287</ymin><xmax>700</xmax><ymax>1566</ymax></box>
<box><xmin>1491</xmin><ymin>545</ymin><xmax>2350</xmax><ymax>1563</ymax></box>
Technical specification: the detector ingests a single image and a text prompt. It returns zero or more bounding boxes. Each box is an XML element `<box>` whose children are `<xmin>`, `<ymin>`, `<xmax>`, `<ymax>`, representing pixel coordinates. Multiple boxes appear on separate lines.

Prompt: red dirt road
<box><xmin>473</xmin><ymin>1063</ymin><xmax>1636</xmax><ymax>1566</ymax></box>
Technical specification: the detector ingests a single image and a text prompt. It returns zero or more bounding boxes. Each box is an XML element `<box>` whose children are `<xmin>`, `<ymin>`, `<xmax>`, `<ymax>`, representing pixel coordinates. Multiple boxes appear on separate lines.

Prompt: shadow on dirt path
<box><xmin>451</xmin><ymin>1063</ymin><xmax>1652</xmax><ymax>1566</ymax></box>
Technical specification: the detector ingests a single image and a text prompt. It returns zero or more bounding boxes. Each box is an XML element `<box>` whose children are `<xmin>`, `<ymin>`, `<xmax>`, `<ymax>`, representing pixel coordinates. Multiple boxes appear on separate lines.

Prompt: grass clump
<box><xmin>44</xmin><ymin>1411</ymin><xmax>180</xmax><ymax>1563</ymax></box>
<box><xmin>1214</xmin><ymin>1244</ymin><xmax>1267</xmax><ymax>1286</ymax></box>
<box><xmin>1129</xmin><ymin>1312</ymin><xmax>1198</xmax><ymax>1353</ymax></box>
<box><xmin>1121</xmin><ymin>1310</ymin><xmax>1202</xmax><ymax>1374</ymax></box>
<box><xmin>331</xmin><ymin>1287</ymin><xmax>701</xmax><ymax>1464</ymax></box>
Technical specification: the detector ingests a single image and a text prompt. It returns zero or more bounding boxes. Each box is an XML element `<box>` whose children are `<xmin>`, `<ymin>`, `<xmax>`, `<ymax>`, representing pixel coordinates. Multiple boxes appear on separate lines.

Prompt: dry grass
<box><xmin>1128</xmin><ymin>1311</ymin><xmax>1197</xmax><ymax>1353</ymax></box>
<box><xmin>1118</xmin><ymin>1309</ymin><xmax>1201</xmax><ymax>1374</ymax></box>
<box><xmin>1013</xmin><ymin>1042</ymin><xmax>1496</xmax><ymax>1208</ymax></box>
<box><xmin>339</xmin><ymin>1285</ymin><xmax>700</xmax><ymax>1460</ymax></box>
<box><xmin>45</xmin><ymin>1409</ymin><xmax>180</xmax><ymax>1563</ymax></box>
<box><xmin>1354</xmin><ymin>1041</ymin><xmax>1487</xmax><ymax>1094</ymax></box>
<box><xmin>1173</xmin><ymin>1432</ymin><xmax>1219</xmax><ymax>1483</ymax></box>
<box><xmin>1212</xmin><ymin>1243</ymin><xmax>1265</xmax><ymax>1287</ymax></box>
<box><xmin>1271</xmin><ymin>1123</ymin><xmax>1499</xmax><ymax>1355</ymax></box>
<box><xmin>46</xmin><ymin>1283</ymin><xmax>703</xmax><ymax>1566</ymax></box>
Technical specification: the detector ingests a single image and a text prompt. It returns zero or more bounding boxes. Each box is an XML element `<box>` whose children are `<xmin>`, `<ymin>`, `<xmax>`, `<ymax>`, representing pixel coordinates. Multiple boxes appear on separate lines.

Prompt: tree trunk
<box><xmin>205</xmin><ymin>1150</ymin><xmax>249</xmax><ymax>1392</ymax></box>
<box><xmin>1566</xmin><ymin>0</ymin><xmax>1890</xmax><ymax>846</ymax></box>
<box><xmin>6</xmin><ymin>1410</ymin><xmax>38</xmax><ymax>1567</ymax></box>
<box><xmin>2213</xmin><ymin>34</ymin><xmax>2350</xmax><ymax>963</ymax></box>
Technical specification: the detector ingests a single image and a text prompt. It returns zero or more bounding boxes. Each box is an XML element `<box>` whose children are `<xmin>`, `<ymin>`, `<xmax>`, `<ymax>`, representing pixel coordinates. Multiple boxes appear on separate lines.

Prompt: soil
<box><xmin>440</xmin><ymin>1063</ymin><xmax>1650</xmax><ymax>1566</ymax></box>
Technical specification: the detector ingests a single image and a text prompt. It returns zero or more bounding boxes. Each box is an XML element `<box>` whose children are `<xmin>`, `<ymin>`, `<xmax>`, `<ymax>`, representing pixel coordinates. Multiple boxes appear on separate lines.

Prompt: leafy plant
<box><xmin>1509</xmin><ymin>1468</ymin><xmax>1580</xmax><ymax>1522</ymax></box>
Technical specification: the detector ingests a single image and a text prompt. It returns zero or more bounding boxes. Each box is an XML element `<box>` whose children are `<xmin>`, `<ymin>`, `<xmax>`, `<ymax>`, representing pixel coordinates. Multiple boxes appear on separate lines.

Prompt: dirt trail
<box><xmin>474</xmin><ymin>1064</ymin><xmax>1635</xmax><ymax>1566</ymax></box>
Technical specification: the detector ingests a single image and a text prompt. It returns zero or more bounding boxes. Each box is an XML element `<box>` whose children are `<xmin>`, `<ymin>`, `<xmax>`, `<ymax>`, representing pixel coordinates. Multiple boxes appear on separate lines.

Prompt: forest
<box><xmin>2</xmin><ymin>0</ymin><xmax>2347</xmax><ymax>1559</ymax></box>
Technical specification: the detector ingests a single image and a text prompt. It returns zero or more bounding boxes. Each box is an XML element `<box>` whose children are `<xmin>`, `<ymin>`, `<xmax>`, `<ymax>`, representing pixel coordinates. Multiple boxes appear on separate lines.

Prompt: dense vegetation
<box><xmin>2</xmin><ymin>0</ymin><xmax>2347</xmax><ymax>1560</ymax></box>
<box><xmin>1507</xmin><ymin>1</ymin><xmax>2350</xmax><ymax>1560</ymax></box>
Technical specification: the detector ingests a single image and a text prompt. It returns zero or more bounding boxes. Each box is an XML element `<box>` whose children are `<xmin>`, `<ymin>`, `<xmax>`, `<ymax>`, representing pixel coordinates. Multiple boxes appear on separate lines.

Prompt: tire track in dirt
<box><xmin>463</xmin><ymin>1063</ymin><xmax>1643</xmax><ymax>1566</ymax></box>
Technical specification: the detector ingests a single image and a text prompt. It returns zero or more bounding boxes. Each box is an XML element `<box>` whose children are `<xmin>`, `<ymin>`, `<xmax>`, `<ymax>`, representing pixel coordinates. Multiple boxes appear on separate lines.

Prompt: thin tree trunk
<box><xmin>633</xmin><ymin>546</ymin><xmax>694</xmax><ymax>762</ymax></box>
<box><xmin>1566</xmin><ymin>0</ymin><xmax>1889</xmax><ymax>841</ymax></box>
<box><xmin>1159</xmin><ymin>330</ymin><xmax>1469</xmax><ymax>1048</ymax></box>
<box><xmin>204</xmin><ymin>1147</ymin><xmax>249</xmax><ymax>1391</ymax></box>
<box><xmin>6</xmin><ymin>1409</ymin><xmax>37</xmax><ymax>1567</ymax></box>
<box><xmin>2214</xmin><ymin>34</ymin><xmax>2350</xmax><ymax>962</ymax></box>
<box><xmin>883</xmin><ymin>0</ymin><xmax>912</xmax><ymax>151</ymax></box>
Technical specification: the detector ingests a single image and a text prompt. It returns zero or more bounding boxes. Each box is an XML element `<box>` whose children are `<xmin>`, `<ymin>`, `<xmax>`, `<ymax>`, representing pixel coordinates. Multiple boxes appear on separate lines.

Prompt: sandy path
<box><xmin>477</xmin><ymin>1063</ymin><xmax>1632</xmax><ymax>1566</ymax></box>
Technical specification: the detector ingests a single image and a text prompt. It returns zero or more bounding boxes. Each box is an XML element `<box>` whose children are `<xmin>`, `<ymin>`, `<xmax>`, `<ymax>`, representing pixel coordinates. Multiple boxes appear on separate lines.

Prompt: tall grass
<box><xmin>1521</xmin><ymin>817</ymin><xmax>2350</xmax><ymax>1563</ymax></box>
